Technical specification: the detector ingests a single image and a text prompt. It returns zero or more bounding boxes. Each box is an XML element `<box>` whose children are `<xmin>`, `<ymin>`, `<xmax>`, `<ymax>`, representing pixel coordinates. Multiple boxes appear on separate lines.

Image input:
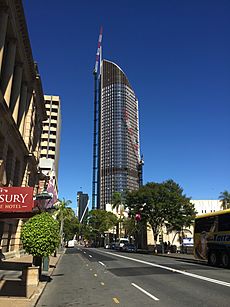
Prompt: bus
<box><xmin>194</xmin><ymin>209</ymin><xmax>230</xmax><ymax>267</ymax></box>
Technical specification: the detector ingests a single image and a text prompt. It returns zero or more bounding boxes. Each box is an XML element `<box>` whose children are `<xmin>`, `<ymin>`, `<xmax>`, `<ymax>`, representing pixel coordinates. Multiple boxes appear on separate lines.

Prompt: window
<box><xmin>218</xmin><ymin>213</ymin><xmax>230</xmax><ymax>231</ymax></box>
<box><xmin>194</xmin><ymin>216</ymin><xmax>218</xmax><ymax>233</ymax></box>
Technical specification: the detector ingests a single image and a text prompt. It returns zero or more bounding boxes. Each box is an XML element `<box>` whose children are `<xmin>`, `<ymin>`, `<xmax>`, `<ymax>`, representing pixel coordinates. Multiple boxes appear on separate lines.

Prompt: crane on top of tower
<box><xmin>94</xmin><ymin>26</ymin><xmax>103</xmax><ymax>75</ymax></box>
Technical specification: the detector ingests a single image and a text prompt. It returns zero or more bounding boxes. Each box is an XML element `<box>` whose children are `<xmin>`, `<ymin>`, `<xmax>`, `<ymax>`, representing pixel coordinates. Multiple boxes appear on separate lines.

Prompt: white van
<box><xmin>67</xmin><ymin>240</ymin><xmax>75</xmax><ymax>248</ymax></box>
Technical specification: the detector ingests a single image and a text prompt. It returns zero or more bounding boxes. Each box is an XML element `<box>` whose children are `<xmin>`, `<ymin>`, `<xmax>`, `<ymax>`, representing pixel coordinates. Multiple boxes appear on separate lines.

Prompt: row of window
<box><xmin>195</xmin><ymin>213</ymin><xmax>230</xmax><ymax>232</ymax></box>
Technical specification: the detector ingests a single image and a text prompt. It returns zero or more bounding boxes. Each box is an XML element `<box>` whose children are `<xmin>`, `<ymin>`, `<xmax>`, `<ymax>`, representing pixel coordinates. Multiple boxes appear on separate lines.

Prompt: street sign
<box><xmin>0</xmin><ymin>187</ymin><xmax>34</xmax><ymax>212</ymax></box>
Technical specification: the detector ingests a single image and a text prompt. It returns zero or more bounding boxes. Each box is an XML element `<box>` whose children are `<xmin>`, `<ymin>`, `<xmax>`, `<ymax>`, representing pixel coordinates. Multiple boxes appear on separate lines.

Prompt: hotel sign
<box><xmin>0</xmin><ymin>187</ymin><xmax>34</xmax><ymax>212</ymax></box>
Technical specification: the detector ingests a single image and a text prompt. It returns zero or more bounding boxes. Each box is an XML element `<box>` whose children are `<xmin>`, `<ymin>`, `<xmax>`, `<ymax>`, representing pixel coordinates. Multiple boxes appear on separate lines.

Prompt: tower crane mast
<box><xmin>92</xmin><ymin>27</ymin><xmax>103</xmax><ymax>209</ymax></box>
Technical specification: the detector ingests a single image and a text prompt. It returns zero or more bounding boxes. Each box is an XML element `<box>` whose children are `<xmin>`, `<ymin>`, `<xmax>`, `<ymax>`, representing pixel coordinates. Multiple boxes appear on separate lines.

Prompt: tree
<box><xmin>122</xmin><ymin>217</ymin><xmax>138</xmax><ymax>238</ymax></box>
<box><xmin>112</xmin><ymin>192</ymin><xmax>123</xmax><ymax>213</ymax></box>
<box><xmin>53</xmin><ymin>198</ymin><xmax>74</xmax><ymax>246</ymax></box>
<box><xmin>63</xmin><ymin>216</ymin><xmax>80</xmax><ymax>242</ymax></box>
<box><xmin>112</xmin><ymin>192</ymin><xmax>125</xmax><ymax>237</ymax></box>
<box><xmin>86</xmin><ymin>210</ymin><xmax>117</xmax><ymax>246</ymax></box>
<box><xmin>219</xmin><ymin>190</ymin><xmax>230</xmax><ymax>210</ymax></box>
<box><xmin>21</xmin><ymin>212</ymin><xmax>60</xmax><ymax>274</ymax></box>
<box><xmin>125</xmin><ymin>179</ymin><xmax>196</xmax><ymax>245</ymax></box>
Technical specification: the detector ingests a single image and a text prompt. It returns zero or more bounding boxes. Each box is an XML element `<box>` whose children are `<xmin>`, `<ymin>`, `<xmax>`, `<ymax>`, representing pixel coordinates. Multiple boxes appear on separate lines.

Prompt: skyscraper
<box><xmin>39</xmin><ymin>95</ymin><xmax>61</xmax><ymax>191</ymax></box>
<box><xmin>77</xmin><ymin>191</ymin><xmax>89</xmax><ymax>223</ymax></box>
<box><xmin>93</xmin><ymin>59</ymin><xmax>143</xmax><ymax>210</ymax></box>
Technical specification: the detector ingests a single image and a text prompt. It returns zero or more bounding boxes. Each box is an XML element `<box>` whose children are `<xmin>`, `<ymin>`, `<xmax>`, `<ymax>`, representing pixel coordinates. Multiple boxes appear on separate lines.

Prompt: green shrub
<box><xmin>21</xmin><ymin>212</ymin><xmax>60</xmax><ymax>257</ymax></box>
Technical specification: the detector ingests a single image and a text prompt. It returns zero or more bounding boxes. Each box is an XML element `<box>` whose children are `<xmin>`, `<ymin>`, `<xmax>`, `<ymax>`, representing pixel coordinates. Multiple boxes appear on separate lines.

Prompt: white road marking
<box><xmin>89</xmin><ymin>255</ymin><xmax>92</xmax><ymax>258</ymax></box>
<box><xmin>103</xmin><ymin>251</ymin><xmax>230</xmax><ymax>288</ymax></box>
<box><xmin>132</xmin><ymin>283</ymin><xmax>159</xmax><ymax>301</ymax></box>
<box><xmin>113</xmin><ymin>297</ymin><xmax>120</xmax><ymax>304</ymax></box>
<box><xmin>98</xmin><ymin>261</ymin><xmax>106</xmax><ymax>267</ymax></box>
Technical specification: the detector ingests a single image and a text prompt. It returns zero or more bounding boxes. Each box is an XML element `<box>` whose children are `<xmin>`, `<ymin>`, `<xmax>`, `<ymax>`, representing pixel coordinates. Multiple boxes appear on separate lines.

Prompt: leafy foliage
<box><xmin>63</xmin><ymin>216</ymin><xmax>80</xmax><ymax>241</ymax></box>
<box><xmin>125</xmin><ymin>179</ymin><xmax>196</xmax><ymax>241</ymax></box>
<box><xmin>112</xmin><ymin>192</ymin><xmax>123</xmax><ymax>212</ymax></box>
<box><xmin>53</xmin><ymin>198</ymin><xmax>74</xmax><ymax>223</ymax></box>
<box><xmin>84</xmin><ymin>210</ymin><xmax>117</xmax><ymax>243</ymax></box>
<box><xmin>21</xmin><ymin>212</ymin><xmax>60</xmax><ymax>257</ymax></box>
<box><xmin>52</xmin><ymin>198</ymin><xmax>74</xmax><ymax>246</ymax></box>
<box><xmin>219</xmin><ymin>190</ymin><xmax>230</xmax><ymax>210</ymax></box>
<box><xmin>123</xmin><ymin>217</ymin><xmax>139</xmax><ymax>237</ymax></box>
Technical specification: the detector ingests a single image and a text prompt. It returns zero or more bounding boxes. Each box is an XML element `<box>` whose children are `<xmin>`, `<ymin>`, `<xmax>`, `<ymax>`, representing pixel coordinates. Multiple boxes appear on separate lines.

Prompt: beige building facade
<box><xmin>39</xmin><ymin>95</ymin><xmax>61</xmax><ymax>191</ymax></box>
<box><xmin>0</xmin><ymin>0</ymin><xmax>47</xmax><ymax>257</ymax></box>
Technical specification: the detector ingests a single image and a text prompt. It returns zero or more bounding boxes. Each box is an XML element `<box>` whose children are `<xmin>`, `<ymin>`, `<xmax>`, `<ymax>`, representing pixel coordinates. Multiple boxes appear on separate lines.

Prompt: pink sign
<box><xmin>0</xmin><ymin>187</ymin><xmax>34</xmax><ymax>212</ymax></box>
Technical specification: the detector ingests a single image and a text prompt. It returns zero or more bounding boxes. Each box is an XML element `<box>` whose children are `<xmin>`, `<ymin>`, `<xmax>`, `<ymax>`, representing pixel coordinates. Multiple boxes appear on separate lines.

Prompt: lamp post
<box><xmin>34</xmin><ymin>188</ymin><xmax>53</xmax><ymax>212</ymax></box>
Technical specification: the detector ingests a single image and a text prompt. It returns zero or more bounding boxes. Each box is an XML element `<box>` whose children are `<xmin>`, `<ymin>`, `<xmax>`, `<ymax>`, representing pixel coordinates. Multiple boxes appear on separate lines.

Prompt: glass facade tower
<box><xmin>98</xmin><ymin>60</ymin><xmax>141</xmax><ymax>209</ymax></box>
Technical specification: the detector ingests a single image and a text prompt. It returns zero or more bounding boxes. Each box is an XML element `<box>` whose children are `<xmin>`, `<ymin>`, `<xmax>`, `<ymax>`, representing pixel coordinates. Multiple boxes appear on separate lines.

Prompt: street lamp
<box><xmin>34</xmin><ymin>188</ymin><xmax>53</xmax><ymax>212</ymax></box>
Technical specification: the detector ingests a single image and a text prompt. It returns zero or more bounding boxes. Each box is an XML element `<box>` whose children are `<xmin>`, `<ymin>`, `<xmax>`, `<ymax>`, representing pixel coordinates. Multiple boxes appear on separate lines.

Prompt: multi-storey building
<box><xmin>39</xmin><ymin>95</ymin><xmax>61</xmax><ymax>191</ymax></box>
<box><xmin>77</xmin><ymin>191</ymin><xmax>89</xmax><ymax>223</ymax></box>
<box><xmin>96</xmin><ymin>59</ymin><xmax>142</xmax><ymax>209</ymax></box>
<box><xmin>0</xmin><ymin>0</ymin><xmax>47</xmax><ymax>256</ymax></box>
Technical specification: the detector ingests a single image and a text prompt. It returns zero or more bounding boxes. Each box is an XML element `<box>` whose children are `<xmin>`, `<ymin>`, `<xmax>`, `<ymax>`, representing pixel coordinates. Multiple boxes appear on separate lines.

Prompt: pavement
<box><xmin>0</xmin><ymin>250</ymin><xmax>63</xmax><ymax>307</ymax></box>
<box><xmin>0</xmin><ymin>249</ymin><xmax>206</xmax><ymax>307</ymax></box>
<box><xmin>154</xmin><ymin>251</ymin><xmax>207</xmax><ymax>264</ymax></box>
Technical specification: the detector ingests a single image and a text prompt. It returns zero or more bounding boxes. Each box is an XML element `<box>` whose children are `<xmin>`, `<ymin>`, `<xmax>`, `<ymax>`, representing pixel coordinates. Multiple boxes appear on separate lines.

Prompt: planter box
<box><xmin>22</xmin><ymin>266</ymin><xmax>39</xmax><ymax>286</ymax></box>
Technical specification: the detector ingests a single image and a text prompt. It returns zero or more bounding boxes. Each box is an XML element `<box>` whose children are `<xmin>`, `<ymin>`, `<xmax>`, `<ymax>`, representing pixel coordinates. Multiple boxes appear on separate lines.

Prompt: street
<box><xmin>36</xmin><ymin>247</ymin><xmax>230</xmax><ymax>307</ymax></box>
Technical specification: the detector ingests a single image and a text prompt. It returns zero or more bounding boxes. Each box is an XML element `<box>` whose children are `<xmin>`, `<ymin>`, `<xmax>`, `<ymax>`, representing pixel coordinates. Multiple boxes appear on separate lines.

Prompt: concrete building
<box><xmin>0</xmin><ymin>0</ymin><xmax>47</xmax><ymax>256</ymax></box>
<box><xmin>39</xmin><ymin>95</ymin><xmax>61</xmax><ymax>191</ymax></box>
<box><xmin>77</xmin><ymin>192</ymin><xmax>89</xmax><ymax>223</ymax></box>
<box><xmin>191</xmin><ymin>199</ymin><xmax>221</xmax><ymax>215</ymax></box>
<box><xmin>97</xmin><ymin>60</ymin><xmax>143</xmax><ymax>209</ymax></box>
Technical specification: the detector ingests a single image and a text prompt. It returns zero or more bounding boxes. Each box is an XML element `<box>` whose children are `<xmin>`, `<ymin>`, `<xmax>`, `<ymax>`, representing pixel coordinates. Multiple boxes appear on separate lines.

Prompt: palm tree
<box><xmin>112</xmin><ymin>192</ymin><xmax>123</xmax><ymax>213</ymax></box>
<box><xmin>112</xmin><ymin>192</ymin><xmax>125</xmax><ymax>238</ymax></box>
<box><xmin>53</xmin><ymin>198</ymin><xmax>74</xmax><ymax>247</ymax></box>
<box><xmin>219</xmin><ymin>190</ymin><xmax>230</xmax><ymax>210</ymax></box>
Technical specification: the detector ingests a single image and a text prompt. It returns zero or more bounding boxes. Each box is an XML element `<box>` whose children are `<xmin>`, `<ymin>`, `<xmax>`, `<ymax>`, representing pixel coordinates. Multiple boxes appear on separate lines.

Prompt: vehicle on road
<box><xmin>66</xmin><ymin>240</ymin><xmax>75</xmax><ymax>248</ymax></box>
<box><xmin>104</xmin><ymin>242</ymin><xmax>116</xmax><ymax>249</ymax></box>
<box><xmin>115</xmin><ymin>238</ymin><xmax>129</xmax><ymax>251</ymax></box>
<box><xmin>194</xmin><ymin>209</ymin><xmax>230</xmax><ymax>267</ymax></box>
<box><xmin>122</xmin><ymin>243</ymin><xmax>137</xmax><ymax>253</ymax></box>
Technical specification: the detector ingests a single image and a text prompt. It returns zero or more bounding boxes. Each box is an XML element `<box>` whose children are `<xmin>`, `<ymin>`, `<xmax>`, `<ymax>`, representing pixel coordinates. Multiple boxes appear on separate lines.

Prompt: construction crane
<box><xmin>92</xmin><ymin>27</ymin><xmax>103</xmax><ymax>209</ymax></box>
<box><xmin>94</xmin><ymin>26</ymin><xmax>103</xmax><ymax>74</ymax></box>
<box><xmin>123</xmin><ymin>108</ymin><xmax>144</xmax><ymax>187</ymax></box>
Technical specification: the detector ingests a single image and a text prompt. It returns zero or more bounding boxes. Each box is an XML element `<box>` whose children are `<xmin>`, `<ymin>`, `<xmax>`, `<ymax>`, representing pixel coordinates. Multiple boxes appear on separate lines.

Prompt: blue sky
<box><xmin>23</xmin><ymin>1</ymin><xmax>230</xmax><ymax>211</ymax></box>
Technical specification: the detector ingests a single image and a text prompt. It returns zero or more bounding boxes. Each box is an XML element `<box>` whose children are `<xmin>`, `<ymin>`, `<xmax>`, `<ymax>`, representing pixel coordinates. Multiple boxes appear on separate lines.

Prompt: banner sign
<box><xmin>0</xmin><ymin>187</ymin><xmax>34</xmax><ymax>212</ymax></box>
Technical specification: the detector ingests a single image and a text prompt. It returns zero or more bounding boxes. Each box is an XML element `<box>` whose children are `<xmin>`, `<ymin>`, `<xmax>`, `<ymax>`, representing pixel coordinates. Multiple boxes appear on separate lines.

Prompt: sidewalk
<box><xmin>154</xmin><ymin>251</ymin><xmax>207</xmax><ymax>264</ymax></box>
<box><xmin>0</xmin><ymin>251</ymin><xmax>63</xmax><ymax>307</ymax></box>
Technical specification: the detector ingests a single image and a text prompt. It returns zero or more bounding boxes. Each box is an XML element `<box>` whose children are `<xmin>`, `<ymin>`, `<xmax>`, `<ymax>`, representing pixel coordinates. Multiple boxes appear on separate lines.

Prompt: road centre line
<box><xmin>104</xmin><ymin>251</ymin><xmax>230</xmax><ymax>288</ymax></box>
<box><xmin>132</xmin><ymin>283</ymin><xmax>159</xmax><ymax>301</ymax></box>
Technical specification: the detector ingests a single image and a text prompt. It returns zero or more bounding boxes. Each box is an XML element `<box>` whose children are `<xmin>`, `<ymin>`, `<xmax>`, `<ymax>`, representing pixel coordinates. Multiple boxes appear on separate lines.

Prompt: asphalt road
<box><xmin>36</xmin><ymin>246</ymin><xmax>230</xmax><ymax>307</ymax></box>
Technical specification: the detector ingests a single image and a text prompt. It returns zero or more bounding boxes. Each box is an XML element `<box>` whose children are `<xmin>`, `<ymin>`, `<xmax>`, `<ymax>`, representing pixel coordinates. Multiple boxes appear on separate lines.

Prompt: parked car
<box><xmin>115</xmin><ymin>238</ymin><xmax>129</xmax><ymax>250</ymax></box>
<box><xmin>122</xmin><ymin>243</ymin><xmax>137</xmax><ymax>253</ymax></box>
<box><xmin>109</xmin><ymin>242</ymin><xmax>116</xmax><ymax>250</ymax></box>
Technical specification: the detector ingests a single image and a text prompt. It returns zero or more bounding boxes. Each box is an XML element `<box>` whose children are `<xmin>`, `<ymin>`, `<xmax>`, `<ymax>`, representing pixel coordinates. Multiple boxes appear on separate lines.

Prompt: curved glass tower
<box><xmin>98</xmin><ymin>60</ymin><xmax>141</xmax><ymax>209</ymax></box>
